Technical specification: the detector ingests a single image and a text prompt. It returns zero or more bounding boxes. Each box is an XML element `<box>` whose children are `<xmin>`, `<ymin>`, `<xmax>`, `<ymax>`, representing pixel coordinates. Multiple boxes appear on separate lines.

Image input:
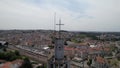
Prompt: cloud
<box><xmin>83</xmin><ymin>0</ymin><xmax>120</xmax><ymax>31</ymax></box>
<box><xmin>0</xmin><ymin>0</ymin><xmax>120</xmax><ymax>32</ymax></box>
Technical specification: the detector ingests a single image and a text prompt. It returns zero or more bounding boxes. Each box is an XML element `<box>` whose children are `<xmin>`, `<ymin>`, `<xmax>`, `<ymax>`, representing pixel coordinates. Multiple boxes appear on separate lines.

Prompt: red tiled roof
<box><xmin>88</xmin><ymin>47</ymin><xmax>101</xmax><ymax>52</ymax></box>
<box><xmin>104</xmin><ymin>48</ymin><xmax>110</xmax><ymax>51</ymax></box>
<box><xmin>12</xmin><ymin>59</ymin><xmax>23</xmax><ymax>66</ymax></box>
<box><xmin>64</xmin><ymin>46</ymin><xmax>74</xmax><ymax>51</ymax></box>
<box><xmin>1</xmin><ymin>62</ymin><xmax>11</xmax><ymax>68</ymax></box>
<box><xmin>64</xmin><ymin>46</ymin><xmax>87</xmax><ymax>53</ymax></box>
<box><xmin>96</xmin><ymin>56</ymin><xmax>105</xmax><ymax>64</ymax></box>
<box><xmin>0</xmin><ymin>59</ymin><xmax>24</xmax><ymax>68</ymax></box>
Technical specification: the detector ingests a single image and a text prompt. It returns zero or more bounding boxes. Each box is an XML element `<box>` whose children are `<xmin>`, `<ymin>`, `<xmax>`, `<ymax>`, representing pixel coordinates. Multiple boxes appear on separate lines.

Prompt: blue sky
<box><xmin>0</xmin><ymin>0</ymin><xmax>120</xmax><ymax>32</ymax></box>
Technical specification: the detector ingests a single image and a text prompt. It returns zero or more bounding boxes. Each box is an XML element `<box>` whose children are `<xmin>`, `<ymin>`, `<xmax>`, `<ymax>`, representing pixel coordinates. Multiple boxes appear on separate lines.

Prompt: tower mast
<box><xmin>54</xmin><ymin>12</ymin><xmax>56</xmax><ymax>34</ymax></box>
<box><xmin>56</xmin><ymin>18</ymin><xmax>64</xmax><ymax>38</ymax></box>
<box><xmin>48</xmin><ymin>17</ymin><xmax>70</xmax><ymax>68</ymax></box>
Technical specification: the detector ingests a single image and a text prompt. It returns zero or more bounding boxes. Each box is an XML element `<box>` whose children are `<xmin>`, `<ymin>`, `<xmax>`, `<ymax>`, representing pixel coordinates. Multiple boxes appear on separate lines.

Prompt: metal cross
<box><xmin>56</xmin><ymin>19</ymin><xmax>64</xmax><ymax>38</ymax></box>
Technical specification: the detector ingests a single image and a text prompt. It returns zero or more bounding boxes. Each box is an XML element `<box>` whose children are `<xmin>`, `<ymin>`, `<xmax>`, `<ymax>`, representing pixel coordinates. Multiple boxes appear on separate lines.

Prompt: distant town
<box><xmin>0</xmin><ymin>30</ymin><xmax>120</xmax><ymax>68</ymax></box>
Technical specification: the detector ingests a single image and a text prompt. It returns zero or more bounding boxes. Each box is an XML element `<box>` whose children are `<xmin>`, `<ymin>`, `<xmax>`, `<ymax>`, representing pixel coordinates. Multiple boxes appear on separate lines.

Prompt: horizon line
<box><xmin>0</xmin><ymin>29</ymin><xmax>120</xmax><ymax>33</ymax></box>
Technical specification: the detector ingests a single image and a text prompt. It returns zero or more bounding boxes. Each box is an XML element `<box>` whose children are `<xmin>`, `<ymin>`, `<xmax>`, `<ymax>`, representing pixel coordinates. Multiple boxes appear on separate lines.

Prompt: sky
<box><xmin>0</xmin><ymin>0</ymin><xmax>120</xmax><ymax>32</ymax></box>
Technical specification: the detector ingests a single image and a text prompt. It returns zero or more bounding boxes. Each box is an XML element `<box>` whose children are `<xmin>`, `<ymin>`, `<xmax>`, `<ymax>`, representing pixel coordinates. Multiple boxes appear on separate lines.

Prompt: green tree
<box><xmin>20</xmin><ymin>57</ymin><xmax>33</xmax><ymax>68</ymax></box>
<box><xmin>87</xmin><ymin>59</ymin><xmax>92</xmax><ymax>67</ymax></box>
<box><xmin>3</xmin><ymin>48</ymin><xmax>7</xmax><ymax>52</ymax></box>
<box><xmin>14</xmin><ymin>50</ymin><xmax>20</xmax><ymax>56</ymax></box>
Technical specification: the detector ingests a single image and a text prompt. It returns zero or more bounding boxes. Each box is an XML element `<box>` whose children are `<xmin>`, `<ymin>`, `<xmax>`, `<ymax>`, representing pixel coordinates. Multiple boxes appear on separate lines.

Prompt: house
<box><xmin>0</xmin><ymin>59</ymin><xmax>24</xmax><ymax>68</ymax></box>
<box><xmin>92</xmin><ymin>56</ymin><xmax>109</xmax><ymax>68</ymax></box>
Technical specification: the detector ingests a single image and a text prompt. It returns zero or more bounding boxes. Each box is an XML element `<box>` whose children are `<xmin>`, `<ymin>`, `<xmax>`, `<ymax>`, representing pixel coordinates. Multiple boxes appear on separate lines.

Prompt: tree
<box><xmin>87</xmin><ymin>59</ymin><xmax>92</xmax><ymax>67</ymax></box>
<box><xmin>0</xmin><ymin>43</ymin><xmax>3</xmax><ymax>48</ymax></box>
<box><xmin>3</xmin><ymin>48</ymin><xmax>7</xmax><ymax>52</ymax></box>
<box><xmin>4</xmin><ymin>42</ymin><xmax>8</xmax><ymax>47</ymax></box>
<box><xmin>20</xmin><ymin>57</ymin><xmax>33</xmax><ymax>68</ymax></box>
<box><xmin>64</xmin><ymin>41</ymin><xmax>68</xmax><ymax>45</ymax></box>
<box><xmin>48</xmin><ymin>45</ymin><xmax>54</xmax><ymax>49</ymax></box>
<box><xmin>14</xmin><ymin>50</ymin><xmax>20</xmax><ymax>56</ymax></box>
<box><xmin>0</xmin><ymin>43</ymin><xmax>2</xmax><ymax>45</ymax></box>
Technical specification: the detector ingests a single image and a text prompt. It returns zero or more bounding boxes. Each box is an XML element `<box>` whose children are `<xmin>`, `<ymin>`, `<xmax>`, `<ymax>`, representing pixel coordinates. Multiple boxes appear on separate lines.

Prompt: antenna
<box><xmin>56</xmin><ymin>18</ymin><xmax>64</xmax><ymax>38</ymax></box>
<box><xmin>54</xmin><ymin>12</ymin><xmax>56</xmax><ymax>33</ymax></box>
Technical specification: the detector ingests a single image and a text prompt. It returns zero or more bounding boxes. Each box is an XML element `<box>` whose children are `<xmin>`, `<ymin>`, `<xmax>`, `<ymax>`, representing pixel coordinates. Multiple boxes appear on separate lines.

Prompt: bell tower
<box><xmin>47</xmin><ymin>17</ymin><xmax>70</xmax><ymax>68</ymax></box>
<box><xmin>55</xmin><ymin>19</ymin><xmax>64</xmax><ymax>60</ymax></box>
